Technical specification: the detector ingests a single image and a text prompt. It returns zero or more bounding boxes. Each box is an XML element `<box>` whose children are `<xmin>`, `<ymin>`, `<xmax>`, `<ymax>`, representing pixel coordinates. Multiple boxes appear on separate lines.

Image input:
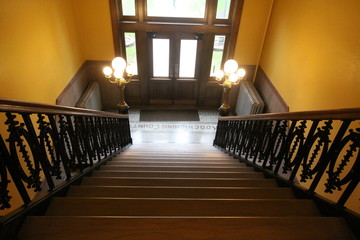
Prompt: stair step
<box><xmin>19</xmin><ymin>216</ymin><xmax>356</xmax><ymax>240</ymax></box>
<box><xmin>117</xmin><ymin>156</ymin><xmax>235</xmax><ymax>160</ymax></box>
<box><xmin>46</xmin><ymin>198</ymin><xmax>320</xmax><ymax>217</ymax></box>
<box><xmin>67</xmin><ymin>186</ymin><xmax>296</xmax><ymax>199</ymax></box>
<box><xmin>107</xmin><ymin>161</ymin><xmax>244</xmax><ymax>167</ymax></box>
<box><xmin>91</xmin><ymin>170</ymin><xmax>264</xmax><ymax>178</ymax></box>
<box><xmin>100</xmin><ymin>165</ymin><xmax>253</xmax><ymax>172</ymax></box>
<box><xmin>112</xmin><ymin>158</ymin><xmax>239</xmax><ymax>163</ymax></box>
<box><xmin>81</xmin><ymin>177</ymin><xmax>278</xmax><ymax>187</ymax></box>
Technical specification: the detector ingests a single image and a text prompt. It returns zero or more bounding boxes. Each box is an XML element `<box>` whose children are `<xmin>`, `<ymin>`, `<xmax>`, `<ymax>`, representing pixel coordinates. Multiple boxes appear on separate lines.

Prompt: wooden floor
<box><xmin>18</xmin><ymin>143</ymin><xmax>355</xmax><ymax>240</ymax></box>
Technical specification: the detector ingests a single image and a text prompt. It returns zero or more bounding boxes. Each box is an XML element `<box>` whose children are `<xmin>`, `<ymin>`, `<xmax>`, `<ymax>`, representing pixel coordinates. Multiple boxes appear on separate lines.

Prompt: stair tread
<box><xmin>68</xmin><ymin>186</ymin><xmax>295</xmax><ymax>199</ymax></box>
<box><xmin>46</xmin><ymin>198</ymin><xmax>320</xmax><ymax>217</ymax></box>
<box><xmin>91</xmin><ymin>170</ymin><xmax>264</xmax><ymax>178</ymax></box>
<box><xmin>100</xmin><ymin>165</ymin><xmax>253</xmax><ymax>172</ymax></box>
<box><xmin>19</xmin><ymin>216</ymin><xmax>356</xmax><ymax>240</ymax></box>
<box><xmin>107</xmin><ymin>161</ymin><xmax>244</xmax><ymax>167</ymax></box>
<box><xmin>81</xmin><ymin>177</ymin><xmax>278</xmax><ymax>187</ymax></box>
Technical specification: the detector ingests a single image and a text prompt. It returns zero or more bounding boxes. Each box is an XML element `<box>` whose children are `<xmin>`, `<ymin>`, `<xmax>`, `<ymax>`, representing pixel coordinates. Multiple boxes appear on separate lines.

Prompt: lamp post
<box><xmin>215</xmin><ymin>59</ymin><xmax>246</xmax><ymax>116</ymax></box>
<box><xmin>103</xmin><ymin>57</ymin><xmax>134</xmax><ymax>114</ymax></box>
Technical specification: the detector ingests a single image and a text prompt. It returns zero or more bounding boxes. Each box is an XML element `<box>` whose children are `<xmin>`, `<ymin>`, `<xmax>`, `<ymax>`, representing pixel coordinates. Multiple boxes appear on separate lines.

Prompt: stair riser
<box><xmin>81</xmin><ymin>178</ymin><xmax>279</xmax><ymax>187</ymax></box>
<box><xmin>20</xmin><ymin>217</ymin><xmax>356</xmax><ymax>240</ymax></box>
<box><xmin>46</xmin><ymin>198</ymin><xmax>320</xmax><ymax>217</ymax></box>
<box><xmin>91</xmin><ymin>171</ymin><xmax>264</xmax><ymax>178</ymax></box>
<box><xmin>100</xmin><ymin>166</ymin><xmax>253</xmax><ymax>172</ymax></box>
<box><xmin>67</xmin><ymin>186</ymin><xmax>295</xmax><ymax>199</ymax></box>
<box><xmin>107</xmin><ymin>162</ymin><xmax>245</xmax><ymax>167</ymax></box>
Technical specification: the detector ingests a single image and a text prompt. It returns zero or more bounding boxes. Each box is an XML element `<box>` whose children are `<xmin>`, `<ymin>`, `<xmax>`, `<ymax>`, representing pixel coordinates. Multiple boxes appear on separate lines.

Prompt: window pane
<box><xmin>147</xmin><ymin>0</ymin><xmax>206</xmax><ymax>18</ymax></box>
<box><xmin>179</xmin><ymin>40</ymin><xmax>197</xmax><ymax>78</ymax></box>
<box><xmin>125</xmin><ymin>32</ymin><xmax>138</xmax><ymax>75</ymax></box>
<box><xmin>216</xmin><ymin>0</ymin><xmax>231</xmax><ymax>19</ymax></box>
<box><xmin>122</xmin><ymin>0</ymin><xmax>136</xmax><ymax>16</ymax></box>
<box><xmin>153</xmin><ymin>39</ymin><xmax>170</xmax><ymax>77</ymax></box>
<box><xmin>210</xmin><ymin>35</ymin><xmax>226</xmax><ymax>77</ymax></box>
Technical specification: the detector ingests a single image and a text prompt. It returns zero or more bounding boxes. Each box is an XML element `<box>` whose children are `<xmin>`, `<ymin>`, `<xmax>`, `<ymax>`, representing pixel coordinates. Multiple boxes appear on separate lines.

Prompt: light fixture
<box><xmin>215</xmin><ymin>59</ymin><xmax>246</xmax><ymax>116</ymax></box>
<box><xmin>103</xmin><ymin>57</ymin><xmax>133</xmax><ymax>114</ymax></box>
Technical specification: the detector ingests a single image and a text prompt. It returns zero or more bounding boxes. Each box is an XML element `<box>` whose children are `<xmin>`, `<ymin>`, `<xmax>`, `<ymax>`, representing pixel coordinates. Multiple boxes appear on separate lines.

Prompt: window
<box><xmin>152</xmin><ymin>39</ymin><xmax>170</xmax><ymax>77</ymax></box>
<box><xmin>216</xmin><ymin>0</ymin><xmax>232</xmax><ymax>19</ymax></box>
<box><xmin>147</xmin><ymin>0</ymin><xmax>206</xmax><ymax>19</ymax></box>
<box><xmin>210</xmin><ymin>35</ymin><xmax>226</xmax><ymax>77</ymax></box>
<box><xmin>121</xmin><ymin>0</ymin><xmax>135</xmax><ymax>16</ymax></box>
<box><xmin>124</xmin><ymin>32</ymin><xmax>138</xmax><ymax>75</ymax></box>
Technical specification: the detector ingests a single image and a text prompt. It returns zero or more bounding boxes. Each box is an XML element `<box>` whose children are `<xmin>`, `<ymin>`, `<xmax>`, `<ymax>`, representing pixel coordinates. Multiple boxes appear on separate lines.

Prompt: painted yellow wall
<box><xmin>234</xmin><ymin>0</ymin><xmax>273</xmax><ymax>65</ymax></box>
<box><xmin>73</xmin><ymin>0</ymin><xmax>115</xmax><ymax>60</ymax></box>
<box><xmin>0</xmin><ymin>0</ymin><xmax>84</xmax><ymax>104</ymax></box>
<box><xmin>260</xmin><ymin>0</ymin><xmax>360</xmax><ymax>111</ymax></box>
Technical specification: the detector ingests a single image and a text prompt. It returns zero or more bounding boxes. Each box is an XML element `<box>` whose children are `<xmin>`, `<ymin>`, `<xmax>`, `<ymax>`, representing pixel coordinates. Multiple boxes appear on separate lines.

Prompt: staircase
<box><xmin>19</xmin><ymin>143</ymin><xmax>355</xmax><ymax>239</ymax></box>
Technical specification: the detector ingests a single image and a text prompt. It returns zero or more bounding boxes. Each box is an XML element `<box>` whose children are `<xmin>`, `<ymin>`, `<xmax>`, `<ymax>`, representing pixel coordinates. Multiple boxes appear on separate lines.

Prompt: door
<box><xmin>148</xmin><ymin>32</ymin><xmax>202</xmax><ymax>105</ymax></box>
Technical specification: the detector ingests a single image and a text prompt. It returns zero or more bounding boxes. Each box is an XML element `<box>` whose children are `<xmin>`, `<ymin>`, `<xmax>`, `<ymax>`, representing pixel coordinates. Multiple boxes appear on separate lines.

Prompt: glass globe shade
<box><xmin>215</xmin><ymin>70</ymin><xmax>225</xmax><ymax>79</ymax></box>
<box><xmin>126</xmin><ymin>65</ymin><xmax>134</xmax><ymax>75</ymax></box>
<box><xmin>103</xmin><ymin>67</ymin><xmax>113</xmax><ymax>76</ymax></box>
<box><xmin>229</xmin><ymin>73</ymin><xmax>239</xmax><ymax>83</ymax></box>
<box><xmin>237</xmin><ymin>68</ymin><xmax>246</xmax><ymax>78</ymax></box>
<box><xmin>224</xmin><ymin>59</ymin><xmax>238</xmax><ymax>74</ymax></box>
<box><xmin>114</xmin><ymin>70</ymin><xmax>123</xmax><ymax>79</ymax></box>
<box><xmin>112</xmin><ymin>57</ymin><xmax>127</xmax><ymax>71</ymax></box>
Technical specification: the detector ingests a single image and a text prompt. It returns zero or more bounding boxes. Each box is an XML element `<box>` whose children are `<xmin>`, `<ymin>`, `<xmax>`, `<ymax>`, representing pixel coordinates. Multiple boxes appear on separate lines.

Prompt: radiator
<box><xmin>235</xmin><ymin>80</ymin><xmax>265</xmax><ymax>115</ymax></box>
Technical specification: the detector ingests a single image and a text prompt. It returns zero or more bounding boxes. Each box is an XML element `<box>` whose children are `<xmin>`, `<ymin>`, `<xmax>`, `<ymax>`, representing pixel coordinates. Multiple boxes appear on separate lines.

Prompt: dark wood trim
<box><xmin>227</xmin><ymin>0</ymin><xmax>244</xmax><ymax>59</ymax></box>
<box><xmin>0</xmin><ymin>98</ymin><xmax>128</xmax><ymax>118</ymax></box>
<box><xmin>55</xmin><ymin>61</ymin><xmax>90</xmax><ymax>107</ymax></box>
<box><xmin>109</xmin><ymin>0</ymin><xmax>121</xmax><ymax>56</ymax></box>
<box><xmin>219</xmin><ymin>107</ymin><xmax>360</xmax><ymax>121</ymax></box>
<box><xmin>254</xmin><ymin>66</ymin><xmax>289</xmax><ymax>113</ymax></box>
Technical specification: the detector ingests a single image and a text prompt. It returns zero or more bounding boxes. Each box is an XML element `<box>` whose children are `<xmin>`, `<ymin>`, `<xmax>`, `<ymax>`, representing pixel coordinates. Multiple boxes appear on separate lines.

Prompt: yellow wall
<box><xmin>73</xmin><ymin>0</ymin><xmax>115</xmax><ymax>60</ymax></box>
<box><xmin>0</xmin><ymin>0</ymin><xmax>84</xmax><ymax>104</ymax></box>
<box><xmin>235</xmin><ymin>0</ymin><xmax>273</xmax><ymax>65</ymax></box>
<box><xmin>260</xmin><ymin>0</ymin><xmax>360</xmax><ymax>111</ymax></box>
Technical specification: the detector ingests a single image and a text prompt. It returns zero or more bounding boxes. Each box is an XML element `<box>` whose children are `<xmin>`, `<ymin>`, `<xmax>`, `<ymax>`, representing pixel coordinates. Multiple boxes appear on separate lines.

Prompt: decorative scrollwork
<box><xmin>0</xmin><ymin>147</ymin><xmax>11</xmax><ymax>209</ymax></box>
<box><xmin>300</xmin><ymin>121</ymin><xmax>332</xmax><ymax>183</ymax></box>
<box><xmin>5</xmin><ymin>112</ymin><xmax>42</xmax><ymax>192</ymax></box>
<box><xmin>325</xmin><ymin>128</ymin><xmax>360</xmax><ymax>193</ymax></box>
<box><xmin>37</xmin><ymin>114</ymin><xmax>62</xmax><ymax>179</ymax></box>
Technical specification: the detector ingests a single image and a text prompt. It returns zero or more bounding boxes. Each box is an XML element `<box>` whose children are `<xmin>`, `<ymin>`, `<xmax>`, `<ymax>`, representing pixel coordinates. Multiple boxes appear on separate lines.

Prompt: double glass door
<box><xmin>148</xmin><ymin>32</ymin><xmax>202</xmax><ymax>105</ymax></box>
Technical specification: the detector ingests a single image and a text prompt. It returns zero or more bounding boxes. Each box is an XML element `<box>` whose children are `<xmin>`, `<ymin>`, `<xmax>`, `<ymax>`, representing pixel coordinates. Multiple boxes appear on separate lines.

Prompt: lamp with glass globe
<box><xmin>103</xmin><ymin>57</ymin><xmax>134</xmax><ymax>114</ymax></box>
<box><xmin>215</xmin><ymin>59</ymin><xmax>246</xmax><ymax>116</ymax></box>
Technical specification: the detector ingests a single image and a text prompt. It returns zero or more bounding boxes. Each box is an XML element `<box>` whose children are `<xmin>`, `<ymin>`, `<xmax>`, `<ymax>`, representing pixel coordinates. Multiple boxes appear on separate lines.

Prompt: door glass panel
<box><xmin>121</xmin><ymin>0</ymin><xmax>136</xmax><ymax>16</ymax></box>
<box><xmin>153</xmin><ymin>39</ymin><xmax>170</xmax><ymax>77</ymax></box>
<box><xmin>147</xmin><ymin>0</ymin><xmax>206</xmax><ymax>18</ymax></box>
<box><xmin>216</xmin><ymin>0</ymin><xmax>232</xmax><ymax>19</ymax></box>
<box><xmin>179</xmin><ymin>40</ymin><xmax>197</xmax><ymax>78</ymax></box>
<box><xmin>210</xmin><ymin>35</ymin><xmax>226</xmax><ymax>76</ymax></box>
<box><xmin>125</xmin><ymin>32</ymin><xmax>138</xmax><ymax>75</ymax></box>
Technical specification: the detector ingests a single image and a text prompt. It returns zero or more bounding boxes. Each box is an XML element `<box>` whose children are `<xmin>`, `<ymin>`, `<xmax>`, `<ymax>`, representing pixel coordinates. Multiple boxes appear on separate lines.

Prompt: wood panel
<box><xmin>56</xmin><ymin>61</ymin><xmax>91</xmax><ymax>107</ymax></box>
<box><xmin>254</xmin><ymin>67</ymin><xmax>289</xmax><ymax>113</ymax></box>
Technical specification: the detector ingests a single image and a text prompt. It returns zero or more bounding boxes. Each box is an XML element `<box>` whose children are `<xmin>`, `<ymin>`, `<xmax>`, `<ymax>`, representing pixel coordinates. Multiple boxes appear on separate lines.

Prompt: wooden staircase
<box><xmin>19</xmin><ymin>144</ymin><xmax>355</xmax><ymax>239</ymax></box>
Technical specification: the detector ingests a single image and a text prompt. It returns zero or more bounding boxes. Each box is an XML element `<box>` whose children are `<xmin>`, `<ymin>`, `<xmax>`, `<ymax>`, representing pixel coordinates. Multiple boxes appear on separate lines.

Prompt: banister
<box><xmin>219</xmin><ymin>107</ymin><xmax>360</xmax><ymax>121</ymax></box>
<box><xmin>0</xmin><ymin>97</ymin><xmax>126</xmax><ymax>118</ymax></box>
<box><xmin>214</xmin><ymin>107</ymin><xmax>360</xmax><ymax>210</ymax></box>
<box><xmin>0</xmin><ymin>98</ymin><xmax>132</xmax><ymax>238</ymax></box>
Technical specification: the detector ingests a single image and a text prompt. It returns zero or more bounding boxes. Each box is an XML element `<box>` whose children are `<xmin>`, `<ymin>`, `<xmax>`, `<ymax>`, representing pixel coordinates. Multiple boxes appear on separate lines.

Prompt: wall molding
<box><xmin>254</xmin><ymin>66</ymin><xmax>289</xmax><ymax>113</ymax></box>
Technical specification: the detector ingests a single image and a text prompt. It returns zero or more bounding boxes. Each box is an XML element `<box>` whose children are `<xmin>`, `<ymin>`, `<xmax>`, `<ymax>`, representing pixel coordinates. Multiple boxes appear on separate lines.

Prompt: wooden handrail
<box><xmin>0</xmin><ymin>98</ymin><xmax>127</xmax><ymax>118</ymax></box>
<box><xmin>220</xmin><ymin>107</ymin><xmax>360</xmax><ymax>121</ymax></box>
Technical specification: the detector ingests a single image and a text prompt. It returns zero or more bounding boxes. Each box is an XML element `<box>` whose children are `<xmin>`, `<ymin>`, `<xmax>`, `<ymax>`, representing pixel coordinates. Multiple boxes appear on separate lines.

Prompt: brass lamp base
<box><xmin>218</xmin><ymin>105</ymin><xmax>230</xmax><ymax>116</ymax></box>
<box><xmin>117</xmin><ymin>103</ymin><xmax>129</xmax><ymax>114</ymax></box>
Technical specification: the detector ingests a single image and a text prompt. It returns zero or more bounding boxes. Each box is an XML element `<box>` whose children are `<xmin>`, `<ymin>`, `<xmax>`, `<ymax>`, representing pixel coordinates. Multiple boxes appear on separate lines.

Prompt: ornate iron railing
<box><xmin>0</xmin><ymin>98</ymin><xmax>132</xmax><ymax>215</ymax></box>
<box><xmin>214</xmin><ymin>108</ymin><xmax>360</xmax><ymax>210</ymax></box>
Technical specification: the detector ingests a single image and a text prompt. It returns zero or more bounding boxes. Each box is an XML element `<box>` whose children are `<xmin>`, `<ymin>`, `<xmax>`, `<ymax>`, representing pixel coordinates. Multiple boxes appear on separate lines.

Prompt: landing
<box><xmin>129</xmin><ymin>110</ymin><xmax>218</xmax><ymax>145</ymax></box>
